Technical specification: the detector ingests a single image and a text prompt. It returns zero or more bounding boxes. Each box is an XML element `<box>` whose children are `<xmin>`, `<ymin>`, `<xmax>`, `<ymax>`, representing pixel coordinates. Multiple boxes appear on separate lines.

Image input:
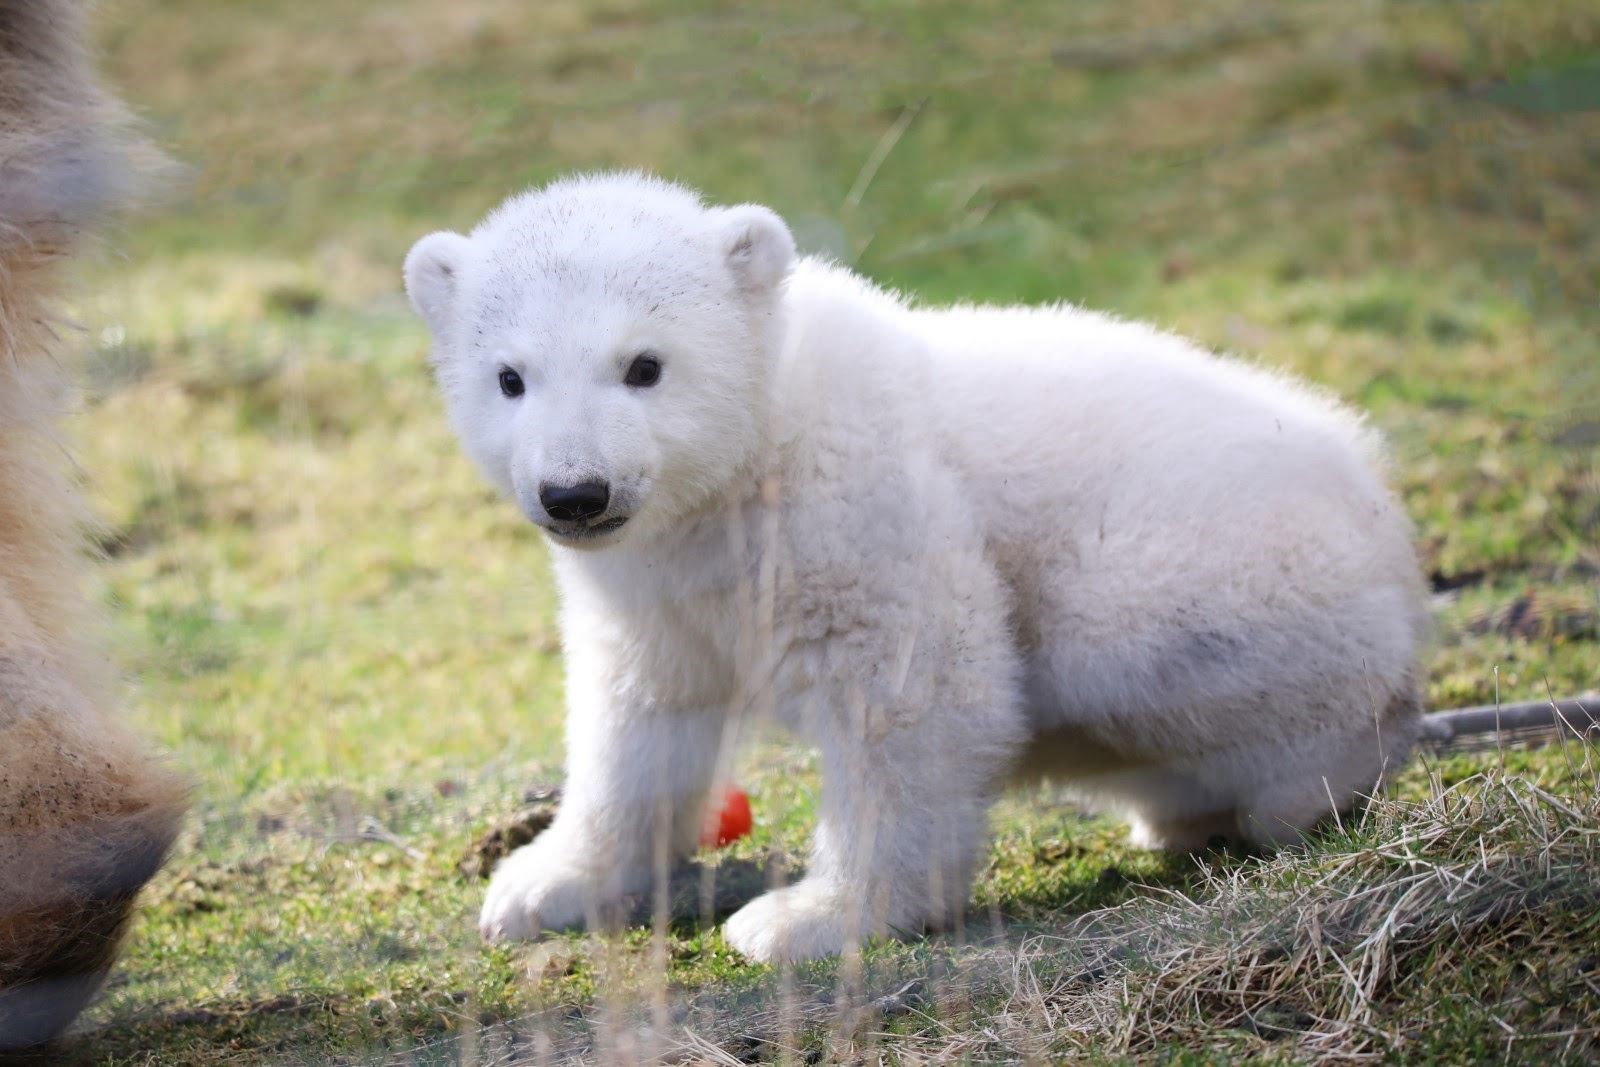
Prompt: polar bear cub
<box><xmin>404</xmin><ymin>173</ymin><xmax>1427</xmax><ymax>964</ymax></box>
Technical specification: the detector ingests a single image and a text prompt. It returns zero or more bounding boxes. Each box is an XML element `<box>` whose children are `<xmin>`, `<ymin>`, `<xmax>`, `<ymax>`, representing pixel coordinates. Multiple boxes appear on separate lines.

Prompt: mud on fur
<box><xmin>0</xmin><ymin>0</ymin><xmax>186</xmax><ymax>1050</ymax></box>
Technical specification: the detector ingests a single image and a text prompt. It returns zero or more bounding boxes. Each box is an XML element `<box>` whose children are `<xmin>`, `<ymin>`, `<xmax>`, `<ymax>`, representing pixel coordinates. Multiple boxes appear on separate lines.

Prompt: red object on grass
<box><xmin>702</xmin><ymin>786</ymin><xmax>753</xmax><ymax>847</ymax></box>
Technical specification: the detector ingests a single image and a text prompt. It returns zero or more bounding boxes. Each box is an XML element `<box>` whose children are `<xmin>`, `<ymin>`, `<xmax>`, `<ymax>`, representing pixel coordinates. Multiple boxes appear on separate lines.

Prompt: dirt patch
<box><xmin>1466</xmin><ymin>588</ymin><xmax>1599</xmax><ymax>641</ymax></box>
<box><xmin>456</xmin><ymin>791</ymin><xmax>560</xmax><ymax>880</ymax></box>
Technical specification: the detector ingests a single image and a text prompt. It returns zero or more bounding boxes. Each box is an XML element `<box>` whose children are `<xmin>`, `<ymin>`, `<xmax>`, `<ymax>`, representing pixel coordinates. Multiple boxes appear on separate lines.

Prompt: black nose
<box><xmin>539</xmin><ymin>480</ymin><xmax>610</xmax><ymax>522</ymax></box>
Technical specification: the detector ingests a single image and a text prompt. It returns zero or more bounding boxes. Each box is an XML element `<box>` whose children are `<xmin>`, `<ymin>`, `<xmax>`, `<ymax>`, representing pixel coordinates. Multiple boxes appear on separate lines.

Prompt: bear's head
<box><xmin>404</xmin><ymin>173</ymin><xmax>794</xmax><ymax>549</ymax></box>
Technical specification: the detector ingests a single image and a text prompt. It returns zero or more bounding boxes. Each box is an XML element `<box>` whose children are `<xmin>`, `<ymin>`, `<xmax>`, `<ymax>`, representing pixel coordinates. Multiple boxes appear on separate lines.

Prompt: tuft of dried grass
<box><xmin>890</xmin><ymin>767</ymin><xmax>1600</xmax><ymax>1063</ymax></box>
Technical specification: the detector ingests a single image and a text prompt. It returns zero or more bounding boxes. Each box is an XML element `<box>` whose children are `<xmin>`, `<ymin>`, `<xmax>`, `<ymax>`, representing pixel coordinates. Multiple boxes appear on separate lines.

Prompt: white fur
<box><xmin>405</xmin><ymin>173</ymin><xmax>1428</xmax><ymax>964</ymax></box>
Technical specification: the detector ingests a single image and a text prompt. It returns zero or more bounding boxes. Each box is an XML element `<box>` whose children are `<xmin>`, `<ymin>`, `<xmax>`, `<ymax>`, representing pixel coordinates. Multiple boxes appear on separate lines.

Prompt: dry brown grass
<box><xmin>997</xmin><ymin>769</ymin><xmax>1600</xmax><ymax>1061</ymax></box>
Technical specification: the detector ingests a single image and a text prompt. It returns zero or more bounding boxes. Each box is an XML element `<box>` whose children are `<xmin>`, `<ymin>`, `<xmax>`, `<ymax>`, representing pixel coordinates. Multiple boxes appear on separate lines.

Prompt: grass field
<box><xmin>49</xmin><ymin>0</ymin><xmax>1600</xmax><ymax>1061</ymax></box>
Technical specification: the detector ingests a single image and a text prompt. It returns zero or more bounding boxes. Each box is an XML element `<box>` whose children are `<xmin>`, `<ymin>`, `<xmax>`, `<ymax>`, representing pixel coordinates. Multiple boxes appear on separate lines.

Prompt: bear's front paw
<box><xmin>478</xmin><ymin>839</ymin><xmax>604</xmax><ymax>943</ymax></box>
<box><xmin>724</xmin><ymin>880</ymin><xmax>898</xmax><ymax>964</ymax></box>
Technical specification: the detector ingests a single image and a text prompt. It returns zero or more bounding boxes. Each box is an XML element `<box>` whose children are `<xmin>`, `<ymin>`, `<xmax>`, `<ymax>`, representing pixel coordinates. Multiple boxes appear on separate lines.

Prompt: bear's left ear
<box><xmin>404</xmin><ymin>230</ymin><xmax>473</xmax><ymax>340</ymax></box>
<box><xmin>719</xmin><ymin>204</ymin><xmax>795</xmax><ymax>293</ymax></box>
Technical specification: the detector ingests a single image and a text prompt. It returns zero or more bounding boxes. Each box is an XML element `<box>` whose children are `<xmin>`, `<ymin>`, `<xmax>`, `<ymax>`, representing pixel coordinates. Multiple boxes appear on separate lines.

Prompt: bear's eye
<box><xmin>624</xmin><ymin>353</ymin><xmax>662</xmax><ymax>388</ymax></box>
<box><xmin>498</xmin><ymin>367</ymin><xmax>524</xmax><ymax>398</ymax></box>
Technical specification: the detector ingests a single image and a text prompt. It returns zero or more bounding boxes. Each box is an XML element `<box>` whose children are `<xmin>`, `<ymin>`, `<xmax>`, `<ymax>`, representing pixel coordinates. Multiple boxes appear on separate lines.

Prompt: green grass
<box><xmin>48</xmin><ymin>0</ymin><xmax>1600</xmax><ymax>1060</ymax></box>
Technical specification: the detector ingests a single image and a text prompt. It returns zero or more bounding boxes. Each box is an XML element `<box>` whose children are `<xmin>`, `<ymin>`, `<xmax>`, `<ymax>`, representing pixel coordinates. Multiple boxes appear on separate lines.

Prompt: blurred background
<box><xmin>66</xmin><ymin>0</ymin><xmax>1597</xmax><ymax>1060</ymax></box>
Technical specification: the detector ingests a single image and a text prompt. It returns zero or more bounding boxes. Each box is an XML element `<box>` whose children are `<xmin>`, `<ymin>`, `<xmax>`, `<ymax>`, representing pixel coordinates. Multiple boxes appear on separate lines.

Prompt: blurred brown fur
<box><xmin>1</xmin><ymin>0</ymin><xmax>185</xmax><ymax>1049</ymax></box>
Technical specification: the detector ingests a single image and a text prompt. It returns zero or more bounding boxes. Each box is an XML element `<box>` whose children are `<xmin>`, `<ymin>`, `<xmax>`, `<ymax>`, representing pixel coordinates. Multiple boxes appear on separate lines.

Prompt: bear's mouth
<box><xmin>543</xmin><ymin>515</ymin><xmax>629</xmax><ymax>543</ymax></box>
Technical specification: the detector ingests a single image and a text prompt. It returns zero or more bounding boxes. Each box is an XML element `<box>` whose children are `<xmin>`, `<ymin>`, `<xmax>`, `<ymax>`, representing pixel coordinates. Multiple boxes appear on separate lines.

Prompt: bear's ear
<box><xmin>403</xmin><ymin>230</ymin><xmax>472</xmax><ymax>338</ymax></box>
<box><xmin>718</xmin><ymin>204</ymin><xmax>795</xmax><ymax>293</ymax></box>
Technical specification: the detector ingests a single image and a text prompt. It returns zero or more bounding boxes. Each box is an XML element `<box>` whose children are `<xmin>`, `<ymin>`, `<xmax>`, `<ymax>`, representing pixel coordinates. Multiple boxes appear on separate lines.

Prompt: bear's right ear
<box><xmin>403</xmin><ymin>231</ymin><xmax>472</xmax><ymax>339</ymax></box>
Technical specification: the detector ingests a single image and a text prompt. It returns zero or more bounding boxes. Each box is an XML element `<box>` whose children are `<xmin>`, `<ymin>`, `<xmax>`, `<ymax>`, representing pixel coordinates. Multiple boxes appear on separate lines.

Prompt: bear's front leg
<box><xmin>724</xmin><ymin>636</ymin><xmax>1024</xmax><ymax>964</ymax></box>
<box><xmin>479</xmin><ymin>689</ymin><xmax>725</xmax><ymax>942</ymax></box>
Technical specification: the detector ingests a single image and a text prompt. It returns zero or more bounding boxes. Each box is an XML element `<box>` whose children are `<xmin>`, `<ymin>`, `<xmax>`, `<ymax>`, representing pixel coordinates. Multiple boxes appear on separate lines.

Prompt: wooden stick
<box><xmin>1421</xmin><ymin>695</ymin><xmax>1600</xmax><ymax>751</ymax></box>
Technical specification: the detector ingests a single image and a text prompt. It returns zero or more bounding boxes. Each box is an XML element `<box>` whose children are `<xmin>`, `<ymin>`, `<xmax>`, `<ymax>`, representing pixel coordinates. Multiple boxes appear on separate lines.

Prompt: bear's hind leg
<box><xmin>1074</xmin><ymin>766</ymin><xmax>1240</xmax><ymax>852</ymax></box>
<box><xmin>1230</xmin><ymin>693</ymin><xmax>1421</xmax><ymax>848</ymax></box>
